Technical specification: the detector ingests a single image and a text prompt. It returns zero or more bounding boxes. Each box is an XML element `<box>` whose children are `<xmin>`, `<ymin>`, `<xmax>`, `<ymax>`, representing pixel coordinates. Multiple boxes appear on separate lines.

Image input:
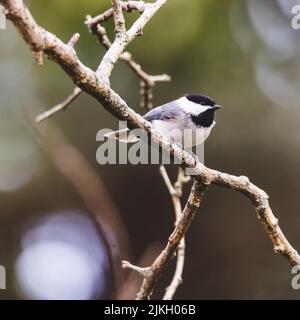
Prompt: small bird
<box><xmin>105</xmin><ymin>94</ymin><xmax>222</xmax><ymax>147</ymax></box>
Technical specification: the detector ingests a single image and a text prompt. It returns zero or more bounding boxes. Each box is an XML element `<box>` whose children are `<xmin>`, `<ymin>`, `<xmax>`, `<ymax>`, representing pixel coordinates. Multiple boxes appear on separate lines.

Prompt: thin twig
<box><xmin>159</xmin><ymin>165</ymin><xmax>176</xmax><ymax>195</ymax></box>
<box><xmin>122</xmin><ymin>260</ymin><xmax>150</xmax><ymax>277</ymax></box>
<box><xmin>111</xmin><ymin>0</ymin><xmax>126</xmax><ymax>34</ymax></box>
<box><xmin>159</xmin><ymin>165</ymin><xmax>189</xmax><ymax>300</ymax></box>
<box><xmin>33</xmin><ymin>50</ymin><xmax>43</xmax><ymax>66</ymax></box>
<box><xmin>36</xmin><ymin>87</ymin><xmax>82</xmax><ymax>122</ymax></box>
<box><xmin>67</xmin><ymin>32</ymin><xmax>80</xmax><ymax>48</ymax></box>
<box><xmin>85</xmin><ymin>1</ymin><xmax>146</xmax><ymax>27</ymax></box>
<box><xmin>117</xmin><ymin>243</ymin><xmax>163</xmax><ymax>299</ymax></box>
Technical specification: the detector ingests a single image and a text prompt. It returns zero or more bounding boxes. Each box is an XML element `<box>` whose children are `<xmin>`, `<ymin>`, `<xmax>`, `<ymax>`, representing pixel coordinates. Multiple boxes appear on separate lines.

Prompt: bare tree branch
<box><xmin>86</xmin><ymin>17</ymin><xmax>170</xmax><ymax>109</ymax></box>
<box><xmin>91</xmin><ymin>3</ymin><xmax>174</xmax><ymax>298</ymax></box>
<box><xmin>111</xmin><ymin>0</ymin><xmax>126</xmax><ymax>34</ymax></box>
<box><xmin>96</xmin><ymin>0</ymin><xmax>167</xmax><ymax>81</ymax></box>
<box><xmin>123</xmin><ymin>166</ymin><xmax>189</xmax><ymax>299</ymax></box>
<box><xmin>117</xmin><ymin>243</ymin><xmax>164</xmax><ymax>299</ymax></box>
<box><xmin>85</xmin><ymin>1</ymin><xmax>146</xmax><ymax>27</ymax></box>
<box><xmin>3</xmin><ymin>0</ymin><xmax>300</xmax><ymax>301</ymax></box>
<box><xmin>159</xmin><ymin>165</ymin><xmax>188</xmax><ymax>300</ymax></box>
<box><xmin>36</xmin><ymin>2</ymin><xmax>170</xmax><ymax>122</ymax></box>
<box><xmin>128</xmin><ymin>181</ymin><xmax>207</xmax><ymax>300</ymax></box>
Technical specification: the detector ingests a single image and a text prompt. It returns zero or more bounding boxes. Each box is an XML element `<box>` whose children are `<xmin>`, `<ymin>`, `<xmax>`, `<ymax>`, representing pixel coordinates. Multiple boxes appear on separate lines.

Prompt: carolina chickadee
<box><xmin>105</xmin><ymin>94</ymin><xmax>222</xmax><ymax>147</ymax></box>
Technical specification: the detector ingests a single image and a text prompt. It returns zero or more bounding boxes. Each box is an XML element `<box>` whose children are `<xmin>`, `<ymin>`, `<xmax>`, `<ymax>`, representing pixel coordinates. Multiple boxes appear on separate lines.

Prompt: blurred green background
<box><xmin>1</xmin><ymin>0</ymin><xmax>300</xmax><ymax>299</ymax></box>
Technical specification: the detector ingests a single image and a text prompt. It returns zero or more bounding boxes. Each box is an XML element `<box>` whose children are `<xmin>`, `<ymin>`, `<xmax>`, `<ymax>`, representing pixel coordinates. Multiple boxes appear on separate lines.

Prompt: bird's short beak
<box><xmin>212</xmin><ymin>105</ymin><xmax>222</xmax><ymax>111</ymax></box>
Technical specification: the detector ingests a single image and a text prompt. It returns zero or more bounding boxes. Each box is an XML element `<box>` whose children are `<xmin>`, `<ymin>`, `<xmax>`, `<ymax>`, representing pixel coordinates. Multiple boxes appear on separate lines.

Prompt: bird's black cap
<box><xmin>186</xmin><ymin>94</ymin><xmax>216</xmax><ymax>107</ymax></box>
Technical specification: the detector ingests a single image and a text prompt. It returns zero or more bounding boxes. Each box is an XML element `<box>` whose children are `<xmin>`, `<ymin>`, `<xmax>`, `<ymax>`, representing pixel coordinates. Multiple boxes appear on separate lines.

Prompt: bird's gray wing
<box><xmin>143</xmin><ymin>101</ymin><xmax>184</xmax><ymax>122</ymax></box>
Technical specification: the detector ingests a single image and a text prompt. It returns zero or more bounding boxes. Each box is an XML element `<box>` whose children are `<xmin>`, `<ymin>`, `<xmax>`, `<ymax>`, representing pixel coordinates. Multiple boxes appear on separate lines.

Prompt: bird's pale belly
<box><xmin>151</xmin><ymin>119</ymin><xmax>215</xmax><ymax>147</ymax></box>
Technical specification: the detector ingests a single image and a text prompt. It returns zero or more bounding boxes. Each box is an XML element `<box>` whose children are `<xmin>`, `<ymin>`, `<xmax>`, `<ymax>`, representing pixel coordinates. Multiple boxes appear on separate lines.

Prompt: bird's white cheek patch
<box><xmin>177</xmin><ymin>97</ymin><xmax>210</xmax><ymax>115</ymax></box>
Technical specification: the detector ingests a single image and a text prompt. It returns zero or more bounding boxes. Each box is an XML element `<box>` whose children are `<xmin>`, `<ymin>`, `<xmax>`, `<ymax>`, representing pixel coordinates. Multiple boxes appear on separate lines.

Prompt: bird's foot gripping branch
<box><xmin>2</xmin><ymin>0</ymin><xmax>300</xmax><ymax>300</ymax></box>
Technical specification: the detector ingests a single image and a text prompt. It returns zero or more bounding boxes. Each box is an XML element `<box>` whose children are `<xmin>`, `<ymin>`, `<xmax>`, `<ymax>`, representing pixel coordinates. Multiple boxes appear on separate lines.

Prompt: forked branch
<box><xmin>123</xmin><ymin>181</ymin><xmax>208</xmax><ymax>300</ymax></box>
<box><xmin>160</xmin><ymin>166</ymin><xmax>190</xmax><ymax>300</ymax></box>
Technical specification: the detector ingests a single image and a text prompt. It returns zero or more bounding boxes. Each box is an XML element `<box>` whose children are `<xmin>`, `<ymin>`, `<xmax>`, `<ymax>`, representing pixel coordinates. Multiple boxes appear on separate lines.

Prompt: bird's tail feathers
<box><xmin>104</xmin><ymin>128</ymin><xmax>140</xmax><ymax>143</ymax></box>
